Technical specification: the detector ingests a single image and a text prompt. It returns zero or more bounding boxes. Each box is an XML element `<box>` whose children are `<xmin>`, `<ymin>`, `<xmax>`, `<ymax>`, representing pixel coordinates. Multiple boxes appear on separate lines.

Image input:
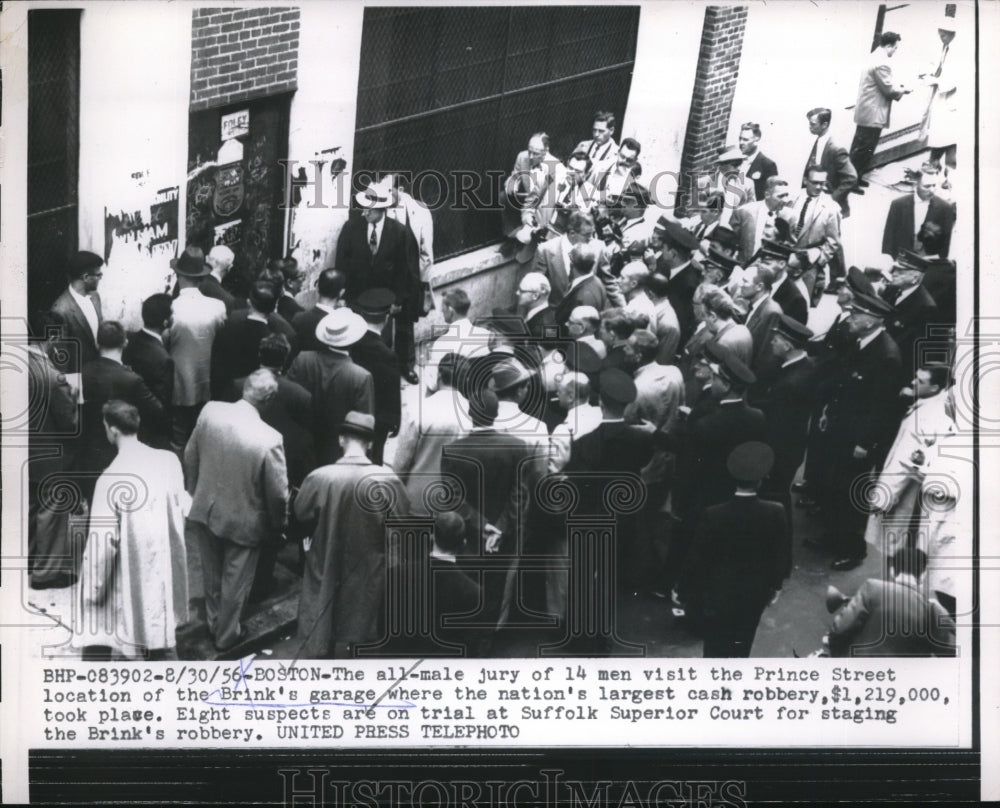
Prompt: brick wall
<box><xmin>190</xmin><ymin>7</ymin><xmax>300</xmax><ymax>111</ymax></box>
<box><xmin>678</xmin><ymin>6</ymin><xmax>748</xmax><ymax>211</ymax></box>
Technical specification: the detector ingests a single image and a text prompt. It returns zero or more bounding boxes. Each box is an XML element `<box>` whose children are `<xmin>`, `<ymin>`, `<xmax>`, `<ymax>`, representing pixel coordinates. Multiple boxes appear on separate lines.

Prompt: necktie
<box><xmin>369</xmin><ymin>223</ymin><xmax>378</xmax><ymax>254</ymax></box>
<box><xmin>935</xmin><ymin>44</ymin><xmax>949</xmax><ymax>78</ymax></box>
<box><xmin>795</xmin><ymin>197</ymin><xmax>812</xmax><ymax>238</ymax></box>
<box><xmin>763</xmin><ymin>209</ymin><xmax>777</xmax><ymax>240</ymax></box>
<box><xmin>806</xmin><ymin>139</ymin><xmax>819</xmax><ymax>170</ymax></box>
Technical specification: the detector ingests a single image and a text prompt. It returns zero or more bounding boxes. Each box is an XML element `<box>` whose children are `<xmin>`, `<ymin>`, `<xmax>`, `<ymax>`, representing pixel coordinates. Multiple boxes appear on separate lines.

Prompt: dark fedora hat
<box><xmin>170</xmin><ymin>246</ymin><xmax>211</xmax><ymax>278</ymax></box>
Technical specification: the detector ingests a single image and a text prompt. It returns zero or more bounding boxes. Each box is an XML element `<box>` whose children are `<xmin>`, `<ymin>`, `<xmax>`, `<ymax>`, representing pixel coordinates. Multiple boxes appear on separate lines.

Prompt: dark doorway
<box><xmin>186</xmin><ymin>93</ymin><xmax>291</xmax><ymax>298</ymax></box>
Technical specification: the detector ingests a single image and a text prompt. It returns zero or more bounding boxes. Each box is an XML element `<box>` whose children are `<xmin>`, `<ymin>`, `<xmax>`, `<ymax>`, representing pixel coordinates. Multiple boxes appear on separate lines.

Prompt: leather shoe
<box><xmin>831</xmin><ymin>555</ymin><xmax>865</xmax><ymax>572</ymax></box>
<box><xmin>403</xmin><ymin>369</ymin><xmax>420</xmax><ymax>385</ymax></box>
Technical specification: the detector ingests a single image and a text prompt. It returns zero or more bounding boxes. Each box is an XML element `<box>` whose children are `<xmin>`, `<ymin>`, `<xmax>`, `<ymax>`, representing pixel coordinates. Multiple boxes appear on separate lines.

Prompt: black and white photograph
<box><xmin>0</xmin><ymin>0</ymin><xmax>995</xmax><ymax>804</ymax></box>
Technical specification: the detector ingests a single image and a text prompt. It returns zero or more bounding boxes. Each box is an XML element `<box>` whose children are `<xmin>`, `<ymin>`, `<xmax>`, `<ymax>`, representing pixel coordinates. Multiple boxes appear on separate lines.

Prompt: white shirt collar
<box><xmin>781</xmin><ymin>352</ymin><xmax>807</xmax><ymax>369</ymax></box>
<box><xmin>858</xmin><ymin>326</ymin><xmax>886</xmax><ymax>350</ymax></box>
<box><xmin>141</xmin><ymin>327</ymin><xmax>164</xmax><ymax>344</ymax></box>
<box><xmin>894</xmin><ymin>284</ymin><xmax>921</xmax><ymax>304</ymax></box>
<box><xmin>178</xmin><ymin>287</ymin><xmax>204</xmax><ymax>297</ymax></box>
<box><xmin>525</xmin><ymin>302</ymin><xmax>548</xmax><ymax>321</ymax></box>
<box><xmin>68</xmin><ymin>286</ymin><xmax>93</xmax><ymax>306</ymax></box>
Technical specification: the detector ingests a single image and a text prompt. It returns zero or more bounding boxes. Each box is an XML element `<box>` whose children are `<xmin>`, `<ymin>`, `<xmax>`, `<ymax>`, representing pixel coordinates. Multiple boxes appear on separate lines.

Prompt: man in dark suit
<box><xmin>768</xmin><ymin>260</ymin><xmax>809</xmax><ymax>326</ymax></box>
<box><xmin>185</xmin><ymin>370</ymin><xmax>289</xmax><ymax>651</ymax></box>
<box><xmin>881</xmin><ymin>253</ymin><xmax>941</xmax><ymax>376</ymax></box>
<box><xmin>211</xmin><ymin>282</ymin><xmax>298</xmax><ymax>399</ymax></box>
<box><xmin>915</xmin><ymin>223</ymin><xmax>956</xmax><ymax>327</ymax></box>
<box><xmin>514</xmin><ymin>272</ymin><xmax>559</xmax><ymax>346</ymax></box>
<box><xmin>826</xmin><ymin>548</ymin><xmax>955</xmax><ymax>657</ymax></box>
<box><xmin>287</xmin><ymin>309</ymin><xmax>374</xmax><ymax>466</ymax></box>
<box><xmin>554</xmin><ymin>245</ymin><xmax>609</xmax><ymax>327</ymax></box>
<box><xmin>49</xmin><ymin>250</ymin><xmax>105</xmax><ymax>382</ymax></box>
<box><xmin>753</xmin><ymin>315</ymin><xmax>816</xmax><ymax>535</ymax></box>
<box><xmin>531</xmin><ymin>211</ymin><xmax>623</xmax><ymax>308</ymax></box>
<box><xmin>232</xmin><ymin>334</ymin><xmax>314</xmax><ymax>602</ymax></box>
<box><xmin>679</xmin><ymin>442</ymin><xmax>789</xmax><ymax>657</ymax></box>
<box><xmin>440</xmin><ymin>390</ymin><xmax>534</xmax><ymax>635</ymax></box>
<box><xmin>816</xmin><ymin>293</ymin><xmax>903</xmax><ymax>570</ymax></box>
<box><xmin>802</xmin><ymin>107</ymin><xmax>858</xmax><ymax>216</ymax></box>
<box><xmin>274</xmin><ymin>256</ymin><xmax>307</xmax><ymax>322</ymax></box>
<box><xmin>123</xmin><ymin>293</ymin><xmax>174</xmax><ymax>412</ymax></box>
<box><xmin>80</xmin><ymin>322</ymin><xmax>168</xmax><ymax>496</ymax></box>
<box><xmin>428</xmin><ymin>511</ymin><xmax>484</xmax><ymax>654</ymax></box>
<box><xmin>349</xmin><ymin>288</ymin><xmax>402</xmax><ymax>465</ymax></box>
<box><xmin>650</xmin><ymin>218</ymin><xmax>703</xmax><ymax>346</ymax></box>
<box><xmin>737</xmin><ymin>264</ymin><xmax>784</xmax><ymax>373</ymax></box>
<box><xmin>292</xmin><ymin>268</ymin><xmax>347</xmax><ymax>352</ymax></box>
<box><xmin>200</xmin><ymin>245</ymin><xmax>241</xmax><ymax>313</ymax></box>
<box><xmin>881</xmin><ymin>167</ymin><xmax>956</xmax><ymax>259</ymax></box>
<box><xmin>335</xmin><ymin>179</ymin><xmax>420</xmax><ymax>383</ymax></box>
<box><xmin>738</xmin><ymin>122</ymin><xmax>779</xmax><ymax>201</ymax></box>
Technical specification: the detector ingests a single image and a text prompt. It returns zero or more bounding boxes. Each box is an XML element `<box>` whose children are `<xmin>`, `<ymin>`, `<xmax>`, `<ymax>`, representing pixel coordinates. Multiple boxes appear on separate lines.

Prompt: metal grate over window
<box><xmin>353</xmin><ymin>6</ymin><xmax>640</xmax><ymax>261</ymax></box>
<box><xmin>27</xmin><ymin>9</ymin><xmax>81</xmax><ymax>313</ymax></box>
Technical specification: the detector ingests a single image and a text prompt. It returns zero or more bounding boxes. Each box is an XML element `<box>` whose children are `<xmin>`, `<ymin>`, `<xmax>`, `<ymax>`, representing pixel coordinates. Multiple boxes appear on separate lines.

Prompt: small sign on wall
<box><xmin>221</xmin><ymin>108</ymin><xmax>250</xmax><ymax>141</ymax></box>
<box><xmin>214</xmin><ymin>218</ymin><xmax>242</xmax><ymax>247</ymax></box>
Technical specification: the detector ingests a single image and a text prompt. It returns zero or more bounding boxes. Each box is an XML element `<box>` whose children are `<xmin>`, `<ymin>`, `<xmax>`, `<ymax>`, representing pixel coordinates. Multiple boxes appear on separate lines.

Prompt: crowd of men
<box><xmin>27</xmin><ymin>22</ymin><xmax>963</xmax><ymax>659</ymax></box>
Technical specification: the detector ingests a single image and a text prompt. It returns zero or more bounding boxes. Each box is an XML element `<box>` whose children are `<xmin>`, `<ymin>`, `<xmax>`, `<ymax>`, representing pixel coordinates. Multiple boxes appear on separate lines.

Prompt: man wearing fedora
<box><xmin>184</xmin><ymin>369</ymin><xmax>289</xmax><ymax>652</ymax></box>
<box><xmin>335</xmin><ymin>178</ymin><xmax>420</xmax><ymax>385</ymax></box>
<box><xmin>49</xmin><ymin>250</ymin><xmax>106</xmax><ymax>386</ymax></box>
<box><xmin>287</xmin><ymin>309</ymin><xmax>374</xmax><ymax>466</ymax></box>
<box><xmin>294</xmin><ymin>410</ymin><xmax>408</xmax><ymax>658</ymax></box>
<box><xmin>679</xmin><ymin>442</ymin><xmax>789</xmax><ymax>657</ymax></box>
<box><xmin>166</xmin><ymin>246</ymin><xmax>227</xmax><ymax>450</ymax></box>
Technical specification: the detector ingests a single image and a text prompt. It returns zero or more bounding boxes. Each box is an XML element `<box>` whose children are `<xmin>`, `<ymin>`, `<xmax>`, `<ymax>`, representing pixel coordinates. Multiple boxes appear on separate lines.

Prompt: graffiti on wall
<box><xmin>103</xmin><ymin>185</ymin><xmax>179</xmax><ymax>263</ymax></box>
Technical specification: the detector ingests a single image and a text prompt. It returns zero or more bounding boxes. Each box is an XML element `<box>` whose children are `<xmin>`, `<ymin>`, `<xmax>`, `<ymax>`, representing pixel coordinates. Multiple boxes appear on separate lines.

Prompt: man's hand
<box><xmin>484</xmin><ymin>524</ymin><xmax>502</xmax><ymax>553</ymax></box>
<box><xmin>852</xmin><ymin>445</ymin><xmax>869</xmax><ymax>460</ymax></box>
<box><xmin>389</xmin><ymin>304</ymin><xmax>402</xmax><ymax>315</ymax></box>
<box><xmin>769</xmin><ymin>590</ymin><xmax>782</xmax><ymax>607</ymax></box>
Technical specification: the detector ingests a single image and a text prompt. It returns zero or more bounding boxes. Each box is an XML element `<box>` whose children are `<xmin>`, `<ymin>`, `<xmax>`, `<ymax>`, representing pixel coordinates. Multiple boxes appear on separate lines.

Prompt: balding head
<box><xmin>557</xmin><ymin>371</ymin><xmax>591</xmax><ymax>410</ymax></box>
<box><xmin>207</xmin><ymin>245</ymin><xmax>235</xmax><ymax>279</ymax></box>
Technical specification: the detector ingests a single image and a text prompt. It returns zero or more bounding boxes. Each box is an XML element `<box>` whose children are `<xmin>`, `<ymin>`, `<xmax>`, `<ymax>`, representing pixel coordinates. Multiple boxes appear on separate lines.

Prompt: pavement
<box><xmin>24</xmin><ymin>150</ymin><xmax>932</xmax><ymax>661</ymax></box>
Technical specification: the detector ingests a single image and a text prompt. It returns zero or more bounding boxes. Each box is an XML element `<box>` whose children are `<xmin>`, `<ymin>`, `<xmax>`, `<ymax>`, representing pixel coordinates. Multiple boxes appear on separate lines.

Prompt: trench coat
<box><xmin>294</xmin><ymin>456</ymin><xmax>408</xmax><ymax>656</ymax></box>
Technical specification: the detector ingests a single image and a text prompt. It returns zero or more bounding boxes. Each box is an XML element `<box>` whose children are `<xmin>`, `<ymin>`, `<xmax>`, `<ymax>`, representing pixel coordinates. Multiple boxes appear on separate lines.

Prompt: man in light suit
<box><xmin>729</xmin><ymin>176</ymin><xmax>793</xmax><ymax>266</ymax></box>
<box><xmin>851</xmin><ymin>31</ymin><xmax>911</xmax><ymax>181</ymax></box>
<box><xmin>782</xmin><ymin>167</ymin><xmax>845</xmax><ymax>292</ymax></box>
<box><xmin>184</xmin><ymin>369</ymin><xmax>289</xmax><ymax>651</ymax></box>
<box><xmin>738</xmin><ymin>122</ymin><xmax>779</xmax><ymax>201</ymax></box>
<box><xmin>531</xmin><ymin>211</ymin><xmax>623</xmax><ymax>308</ymax></box>
<box><xmin>802</xmin><ymin>107</ymin><xmax>858</xmax><ymax>216</ymax></box>
<box><xmin>166</xmin><ymin>246</ymin><xmax>227</xmax><ymax>450</ymax></box>
<box><xmin>48</xmin><ymin>250</ymin><xmax>105</xmax><ymax>386</ymax></box>
<box><xmin>501</xmin><ymin>132</ymin><xmax>566</xmax><ymax>242</ymax></box>
<box><xmin>574</xmin><ymin>110</ymin><xmax>620</xmax><ymax>184</ymax></box>
<box><xmin>881</xmin><ymin>167</ymin><xmax>956</xmax><ymax>259</ymax></box>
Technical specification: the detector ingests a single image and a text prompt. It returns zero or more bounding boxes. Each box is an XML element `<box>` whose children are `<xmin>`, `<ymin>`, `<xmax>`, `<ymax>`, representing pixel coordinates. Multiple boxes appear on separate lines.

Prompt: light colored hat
<box><xmin>355</xmin><ymin>177</ymin><xmax>393</xmax><ymax>209</ymax></box>
<box><xmin>716</xmin><ymin>145</ymin><xmax>745</xmax><ymax>163</ymax></box>
<box><xmin>339</xmin><ymin>410</ymin><xmax>376</xmax><ymax>438</ymax></box>
<box><xmin>315</xmin><ymin>309</ymin><xmax>367</xmax><ymax>348</ymax></box>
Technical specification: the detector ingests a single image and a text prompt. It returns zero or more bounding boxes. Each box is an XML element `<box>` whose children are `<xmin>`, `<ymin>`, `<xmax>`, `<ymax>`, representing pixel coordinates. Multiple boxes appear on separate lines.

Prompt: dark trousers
<box><xmin>702</xmin><ymin>607</ymin><xmax>764</xmax><ymax>657</ymax></box>
<box><xmin>171</xmin><ymin>403</ymin><xmax>205</xmax><ymax>453</ymax></box>
<box><xmin>820</xmin><ymin>452</ymin><xmax>873</xmax><ymax>560</ymax></box>
<box><xmin>850</xmin><ymin>125</ymin><xmax>883</xmax><ymax>178</ymax></box>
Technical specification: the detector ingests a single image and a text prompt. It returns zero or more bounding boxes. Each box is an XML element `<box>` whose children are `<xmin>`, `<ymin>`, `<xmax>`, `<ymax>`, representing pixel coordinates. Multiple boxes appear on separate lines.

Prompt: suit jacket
<box><xmin>754</xmin><ymin>355</ymin><xmax>816</xmax><ymax>479</ymax></box>
<box><xmin>745</xmin><ymin>295</ymin><xmax>784</xmax><ymax>370</ymax></box>
<box><xmin>530</xmin><ymin>235</ymin><xmax>623</xmax><ymax>307</ymax></box>
<box><xmin>231</xmin><ymin>373</ymin><xmax>315</xmax><ymax>488</ymax></box>
<box><xmin>782</xmin><ymin>191</ymin><xmax>842</xmax><ymax>249</ymax></box>
<box><xmin>921</xmin><ymin>259</ymin><xmax>956</xmax><ymax>327</ymax></box>
<box><xmin>826</xmin><ymin>330</ymin><xmax>903</xmax><ymax>458</ymax></box>
<box><xmin>167</xmin><ymin>288</ymin><xmax>227</xmax><ymax>407</ymax></box>
<box><xmin>122</xmin><ymin>330</ymin><xmax>174</xmax><ymax>411</ymax></box>
<box><xmin>828</xmin><ymin>578</ymin><xmax>955</xmax><ymax>657</ymax></box>
<box><xmin>662</xmin><ymin>263</ymin><xmax>702</xmax><ymax>347</ymax></box>
<box><xmin>277</xmin><ymin>294</ymin><xmax>305</xmax><ymax>323</ymax></box>
<box><xmin>884</xmin><ymin>285</ymin><xmax>940</xmax><ymax>373</ymax></box>
<box><xmin>710</xmin><ymin>321</ymin><xmax>754</xmax><ymax>367</ymax></box>
<box><xmin>287</xmin><ymin>348</ymin><xmax>374</xmax><ymax>465</ymax></box>
<box><xmin>198</xmin><ymin>274</ymin><xmax>241</xmax><ymax>314</ymax></box>
<box><xmin>185</xmin><ymin>399</ymin><xmax>288</xmax><ymax>547</ymax></box>
<box><xmin>336</xmin><ymin>213</ymin><xmax>420</xmax><ymax>320</ymax></box>
<box><xmin>881</xmin><ymin>193</ymin><xmax>956</xmax><ymax>259</ymax></box>
<box><xmin>211</xmin><ymin>310</ymin><xmax>298</xmax><ymax>398</ymax></box>
<box><xmin>81</xmin><ymin>357</ymin><xmax>168</xmax><ymax>466</ymax></box>
<box><xmin>49</xmin><ymin>289</ymin><xmax>103</xmax><ymax>375</ymax></box>
<box><xmin>575</xmin><ymin>137</ymin><xmax>620</xmax><ymax>183</ymax></box>
<box><xmin>805</xmin><ymin>137</ymin><xmax>858</xmax><ymax>216</ymax></box>
<box><xmin>746</xmin><ymin>151</ymin><xmax>778</xmax><ymax>201</ymax></box>
<box><xmin>680</xmin><ymin>495</ymin><xmax>790</xmax><ymax>615</ymax></box>
<box><xmin>440</xmin><ymin>429</ymin><xmax>532</xmax><ymax>553</ymax></box>
<box><xmin>292</xmin><ymin>305</ymin><xmax>334</xmax><ymax>353</ymax></box>
<box><xmin>772</xmin><ymin>276</ymin><xmax>809</xmax><ymax>325</ymax></box>
<box><xmin>730</xmin><ymin>200</ymin><xmax>777</xmax><ymax>266</ymax></box>
<box><xmin>430</xmin><ymin>558</ymin><xmax>483</xmax><ymax>649</ymax></box>
<box><xmin>854</xmin><ymin>54</ymin><xmax>907</xmax><ymax>129</ymax></box>
<box><xmin>28</xmin><ymin>346</ymin><xmax>79</xmax><ymax>485</ymax></box>
<box><xmin>565</xmin><ymin>421</ymin><xmax>656</xmax><ymax>515</ymax></box>
<box><xmin>554</xmin><ymin>276</ymin><xmax>609</xmax><ymax>326</ymax></box>
<box><xmin>349</xmin><ymin>330</ymin><xmax>402</xmax><ymax>433</ymax></box>
<box><xmin>688</xmin><ymin>399</ymin><xmax>768</xmax><ymax>512</ymax></box>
